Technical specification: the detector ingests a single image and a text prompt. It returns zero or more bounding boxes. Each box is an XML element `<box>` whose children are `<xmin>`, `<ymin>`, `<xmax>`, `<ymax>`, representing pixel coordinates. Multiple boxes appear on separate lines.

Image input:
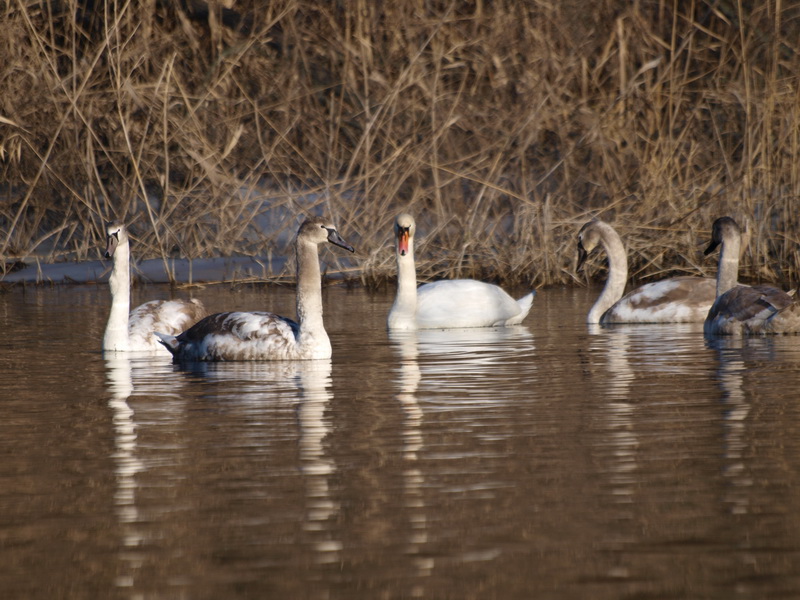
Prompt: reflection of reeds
<box><xmin>1</xmin><ymin>2</ymin><xmax>798</xmax><ymax>286</ymax></box>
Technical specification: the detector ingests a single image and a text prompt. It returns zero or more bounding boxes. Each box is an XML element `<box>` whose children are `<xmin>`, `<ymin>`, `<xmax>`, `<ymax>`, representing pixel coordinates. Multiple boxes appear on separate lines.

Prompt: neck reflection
<box><xmin>390</xmin><ymin>331</ymin><xmax>433</xmax><ymax>586</ymax></box>
<box><xmin>296</xmin><ymin>359</ymin><xmax>343</xmax><ymax>563</ymax></box>
<box><xmin>104</xmin><ymin>354</ymin><xmax>146</xmax><ymax>588</ymax></box>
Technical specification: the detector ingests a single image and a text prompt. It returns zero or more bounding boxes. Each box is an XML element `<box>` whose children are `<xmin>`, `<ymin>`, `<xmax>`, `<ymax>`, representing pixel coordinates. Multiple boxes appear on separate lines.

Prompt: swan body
<box><xmin>387</xmin><ymin>213</ymin><xmax>534</xmax><ymax>330</ymax></box>
<box><xmin>156</xmin><ymin>217</ymin><xmax>354</xmax><ymax>361</ymax></box>
<box><xmin>577</xmin><ymin>219</ymin><xmax>716</xmax><ymax>324</ymax></box>
<box><xmin>704</xmin><ymin>216</ymin><xmax>800</xmax><ymax>335</ymax></box>
<box><xmin>704</xmin><ymin>285</ymin><xmax>800</xmax><ymax>335</ymax></box>
<box><xmin>103</xmin><ymin>221</ymin><xmax>206</xmax><ymax>354</ymax></box>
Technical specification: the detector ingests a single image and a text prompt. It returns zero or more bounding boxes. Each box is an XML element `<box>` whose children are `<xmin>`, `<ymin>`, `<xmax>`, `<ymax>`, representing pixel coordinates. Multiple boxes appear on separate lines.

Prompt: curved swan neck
<box><xmin>587</xmin><ymin>222</ymin><xmax>628</xmax><ymax>324</ymax></box>
<box><xmin>104</xmin><ymin>238</ymin><xmax>131</xmax><ymax>351</ymax></box>
<box><xmin>715</xmin><ymin>229</ymin><xmax>741</xmax><ymax>297</ymax></box>
<box><xmin>295</xmin><ymin>237</ymin><xmax>324</xmax><ymax>332</ymax></box>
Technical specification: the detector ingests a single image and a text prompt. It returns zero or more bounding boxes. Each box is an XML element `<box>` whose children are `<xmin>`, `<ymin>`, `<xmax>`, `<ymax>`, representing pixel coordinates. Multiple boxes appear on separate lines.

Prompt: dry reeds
<box><xmin>1</xmin><ymin>0</ymin><xmax>799</xmax><ymax>287</ymax></box>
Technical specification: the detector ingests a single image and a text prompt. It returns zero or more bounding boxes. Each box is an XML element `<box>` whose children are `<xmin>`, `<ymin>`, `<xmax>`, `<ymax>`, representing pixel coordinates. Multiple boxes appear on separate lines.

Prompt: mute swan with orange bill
<box><xmin>387</xmin><ymin>213</ymin><xmax>535</xmax><ymax>330</ymax></box>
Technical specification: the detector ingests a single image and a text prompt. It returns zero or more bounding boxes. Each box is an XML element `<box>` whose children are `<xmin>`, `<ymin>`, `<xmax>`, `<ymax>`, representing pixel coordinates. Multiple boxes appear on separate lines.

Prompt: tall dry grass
<box><xmin>1</xmin><ymin>0</ymin><xmax>799</xmax><ymax>288</ymax></box>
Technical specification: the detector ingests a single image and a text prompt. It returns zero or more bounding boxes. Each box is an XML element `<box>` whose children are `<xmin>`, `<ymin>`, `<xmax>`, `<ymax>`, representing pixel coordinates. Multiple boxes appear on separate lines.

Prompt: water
<box><xmin>2</xmin><ymin>284</ymin><xmax>800</xmax><ymax>599</ymax></box>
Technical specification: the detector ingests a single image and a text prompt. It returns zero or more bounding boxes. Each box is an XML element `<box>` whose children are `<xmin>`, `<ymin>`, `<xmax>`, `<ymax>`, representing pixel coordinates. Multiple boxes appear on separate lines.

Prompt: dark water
<box><xmin>2</xmin><ymin>284</ymin><xmax>800</xmax><ymax>599</ymax></box>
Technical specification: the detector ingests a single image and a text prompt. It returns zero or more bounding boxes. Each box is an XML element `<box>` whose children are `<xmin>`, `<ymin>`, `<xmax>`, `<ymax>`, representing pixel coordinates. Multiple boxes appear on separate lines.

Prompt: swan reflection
<box><xmin>587</xmin><ymin>323</ymin><xmax>705</xmax><ymax>506</ymax></box>
<box><xmin>176</xmin><ymin>359</ymin><xmax>341</xmax><ymax>564</ymax></box>
<box><xmin>596</xmin><ymin>322</ymin><xmax>705</xmax><ymax>375</ymax></box>
<box><xmin>588</xmin><ymin>324</ymin><xmax>637</xmax><ymax>506</ymax></box>
<box><xmin>296</xmin><ymin>360</ymin><xmax>342</xmax><ymax>563</ymax></box>
<box><xmin>104</xmin><ymin>354</ymin><xmax>158</xmax><ymax>589</ymax></box>
<box><xmin>105</xmin><ymin>355</ymin><xmax>144</xmax><ymax>525</ymax></box>
<box><xmin>413</xmin><ymin>325</ymin><xmax>534</xmax><ymax>358</ymax></box>
<box><xmin>706</xmin><ymin>335</ymin><xmax>781</xmax><ymax>516</ymax></box>
<box><xmin>388</xmin><ymin>326</ymin><xmax>535</xmax><ymax>585</ymax></box>
<box><xmin>406</xmin><ymin>326</ymin><xmax>535</xmax><ymax>409</ymax></box>
<box><xmin>104</xmin><ymin>354</ymin><xmax>194</xmax><ymax>589</ymax></box>
<box><xmin>389</xmin><ymin>331</ymin><xmax>431</xmax><ymax>584</ymax></box>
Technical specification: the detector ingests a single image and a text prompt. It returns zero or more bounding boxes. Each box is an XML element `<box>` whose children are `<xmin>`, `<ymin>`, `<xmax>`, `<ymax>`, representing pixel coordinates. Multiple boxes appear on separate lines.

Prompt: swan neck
<box><xmin>587</xmin><ymin>224</ymin><xmax>628</xmax><ymax>324</ymax></box>
<box><xmin>296</xmin><ymin>239</ymin><xmax>324</xmax><ymax>332</ymax></box>
<box><xmin>104</xmin><ymin>239</ymin><xmax>131</xmax><ymax>350</ymax></box>
<box><xmin>716</xmin><ymin>231</ymin><xmax>741</xmax><ymax>297</ymax></box>
<box><xmin>390</xmin><ymin>238</ymin><xmax>418</xmax><ymax>327</ymax></box>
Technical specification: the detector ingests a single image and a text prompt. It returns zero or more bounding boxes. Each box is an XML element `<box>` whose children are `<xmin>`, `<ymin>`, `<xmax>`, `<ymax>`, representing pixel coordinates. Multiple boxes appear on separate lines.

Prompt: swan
<box><xmin>156</xmin><ymin>216</ymin><xmax>355</xmax><ymax>361</ymax></box>
<box><xmin>704</xmin><ymin>216</ymin><xmax>800</xmax><ymax>335</ymax></box>
<box><xmin>577</xmin><ymin>219</ymin><xmax>716</xmax><ymax>324</ymax></box>
<box><xmin>387</xmin><ymin>213</ymin><xmax>535</xmax><ymax>330</ymax></box>
<box><xmin>103</xmin><ymin>221</ymin><xmax>206</xmax><ymax>354</ymax></box>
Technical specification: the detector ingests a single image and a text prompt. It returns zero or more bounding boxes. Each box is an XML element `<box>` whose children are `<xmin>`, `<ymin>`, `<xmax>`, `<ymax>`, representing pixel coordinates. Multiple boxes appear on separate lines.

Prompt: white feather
<box><xmin>103</xmin><ymin>222</ymin><xmax>206</xmax><ymax>355</ymax></box>
<box><xmin>387</xmin><ymin>213</ymin><xmax>535</xmax><ymax>330</ymax></box>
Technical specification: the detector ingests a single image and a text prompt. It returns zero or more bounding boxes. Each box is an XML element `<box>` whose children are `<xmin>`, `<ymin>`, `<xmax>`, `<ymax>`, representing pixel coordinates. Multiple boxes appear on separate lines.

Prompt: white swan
<box><xmin>156</xmin><ymin>216</ymin><xmax>354</xmax><ymax>361</ymax></box>
<box><xmin>103</xmin><ymin>221</ymin><xmax>206</xmax><ymax>354</ymax></box>
<box><xmin>704</xmin><ymin>216</ymin><xmax>800</xmax><ymax>335</ymax></box>
<box><xmin>387</xmin><ymin>213</ymin><xmax>535</xmax><ymax>330</ymax></box>
<box><xmin>577</xmin><ymin>219</ymin><xmax>716</xmax><ymax>324</ymax></box>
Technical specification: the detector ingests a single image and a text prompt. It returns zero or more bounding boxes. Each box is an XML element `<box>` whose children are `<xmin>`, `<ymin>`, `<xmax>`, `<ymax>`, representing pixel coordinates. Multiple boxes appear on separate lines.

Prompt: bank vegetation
<box><xmin>1</xmin><ymin>0</ymin><xmax>799</xmax><ymax>288</ymax></box>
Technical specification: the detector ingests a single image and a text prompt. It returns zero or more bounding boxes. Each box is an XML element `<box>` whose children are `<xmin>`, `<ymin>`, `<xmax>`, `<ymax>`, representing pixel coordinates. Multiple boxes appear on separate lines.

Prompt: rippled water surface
<box><xmin>2</xmin><ymin>284</ymin><xmax>800</xmax><ymax>599</ymax></box>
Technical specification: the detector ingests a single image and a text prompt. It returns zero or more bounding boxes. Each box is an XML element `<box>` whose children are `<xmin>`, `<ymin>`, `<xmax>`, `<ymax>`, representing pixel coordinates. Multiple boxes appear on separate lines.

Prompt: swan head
<box><xmin>394</xmin><ymin>213</ymin><xmax>416</xmax><ymax>257</ymax></box>
<box><xmin>298</xmin><ymin>216</ymin><xmax>355</xmax><ymax>252</ymax></box>
<box><xmin>704</xmin><ymin>216</ymin><xmax>740</xmax><ymax>256</ymax></box>
<box><xmin>576</xmin><ymin>220</ymin><xmax>603</xmax><ymax>271</ymax></box>
<box><xmin>104</xmin><ymin>221</ymin><xmax>128</xmax><ymax>259</ymax></box>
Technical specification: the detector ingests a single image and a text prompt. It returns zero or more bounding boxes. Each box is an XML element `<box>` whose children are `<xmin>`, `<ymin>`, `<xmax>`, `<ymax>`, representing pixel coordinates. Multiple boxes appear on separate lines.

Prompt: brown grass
<box><xmin>1</xmin><ymin>0</ymin><xmax>799</xmax><ymax>288</ymax></box>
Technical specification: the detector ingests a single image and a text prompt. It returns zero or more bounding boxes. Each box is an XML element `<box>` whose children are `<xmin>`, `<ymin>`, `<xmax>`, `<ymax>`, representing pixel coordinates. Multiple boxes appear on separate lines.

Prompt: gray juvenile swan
<box><xmin>577</xmin><ymin>219</ymin><xmax>716</xmax><ymax>324</ymax></box>
<box><xmin>103</xmin><ymin>221</ymin><xmax>206</xmax><ymax>354</ymax></box>
<box><xmin>704</xmin><ymin>216</ymin><xmax>800</xmax><ymax>335</ymax></box>
<box><xmin>156</xmin><ymin>216</ymin><xmax>354</xmax><ymax>360</ymax></box>
<box><xmin>387</xmin><ymin>213</ymin><xmax>535</xmax><ymax>330</ymax></box>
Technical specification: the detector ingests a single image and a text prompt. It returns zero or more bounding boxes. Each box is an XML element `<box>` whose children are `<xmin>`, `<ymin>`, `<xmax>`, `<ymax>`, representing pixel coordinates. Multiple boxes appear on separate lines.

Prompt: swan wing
<box><xmin>415</xmin><ymin>280</ymin><xmax>525</xmax><ymax>329</ymax></box>
<box><xmin>171</xmin><ymin>311</ymin><xmax>301</xmax><ymax>360</ymax></box>
<box><xmin>603</xmin><ymin>276</ymin><xmax>716</xmax><ymax>323</ymax></box>
<box><xmin>705</xmin><ymin>284</ymin><xmax>797</xmax><ymax>334</ymax></box>
<box><xmin>128</xmin><ymin>298</ymin><xmax>207</xmax><ymax>352</ymax></box>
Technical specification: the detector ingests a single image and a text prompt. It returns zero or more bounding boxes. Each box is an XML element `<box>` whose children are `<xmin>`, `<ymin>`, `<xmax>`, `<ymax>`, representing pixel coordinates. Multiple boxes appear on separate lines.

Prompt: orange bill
<box><xmin>397</xmin><ymin>229</ymin><xmax>409</xmax><ymax>256</ymax></box>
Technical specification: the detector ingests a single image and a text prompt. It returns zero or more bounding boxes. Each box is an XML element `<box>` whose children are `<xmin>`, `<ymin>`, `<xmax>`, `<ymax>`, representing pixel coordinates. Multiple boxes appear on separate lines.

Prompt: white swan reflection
<box><xmin>104</xmin><ymin>354</ymin><xmax>164</xmax><ymax>589</ymax></box>
<box><xmin>413</xmin><ymin>325</ymin><xmax>534</xmax><ymax>359</ymax></box>
<box><xmin>105</xmin><ymin>355</ymin><xmax>144</xmax><ymax>526</ymax></box>
<box><xmin>389</xmin><ymin>331</ymin><xmax>432</xmax><ymax>583</ymax></box>
<box><xmin>388</xmin><ymin>326</ymin><xmax>535</xmax><ymax>584</ymax></box>
<box><xmin>408</xmin><ymin>326</ymin><xmax>535</xmax><ymax>409</ymax></box>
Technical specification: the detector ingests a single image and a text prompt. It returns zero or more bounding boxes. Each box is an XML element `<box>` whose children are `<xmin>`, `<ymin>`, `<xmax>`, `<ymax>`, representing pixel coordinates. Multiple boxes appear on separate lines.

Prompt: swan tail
<box><xmin>507</xmin><ymin>291</ymin><xmax>536</xmax><ymax>325</ymax></box>
<box><xmin>154</xmin><ymin>331</ymin><xmax>180</xmax><ymax>356</ymax></box>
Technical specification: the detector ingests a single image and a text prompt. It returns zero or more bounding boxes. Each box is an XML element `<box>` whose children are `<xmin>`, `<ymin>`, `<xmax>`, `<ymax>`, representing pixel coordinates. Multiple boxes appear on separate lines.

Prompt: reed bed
<box><xmin>1</xmin><ymin>0</ymin><xmax>799</xmax><ymax>288</ymax></box>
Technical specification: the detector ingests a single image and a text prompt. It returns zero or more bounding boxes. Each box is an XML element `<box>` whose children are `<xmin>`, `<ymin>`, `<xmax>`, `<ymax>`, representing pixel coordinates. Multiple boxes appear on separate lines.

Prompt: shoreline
<box><xmin>0</xmin><ymin>256</ymin><xmax>299</xmax><ymax>286</ymax></box>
